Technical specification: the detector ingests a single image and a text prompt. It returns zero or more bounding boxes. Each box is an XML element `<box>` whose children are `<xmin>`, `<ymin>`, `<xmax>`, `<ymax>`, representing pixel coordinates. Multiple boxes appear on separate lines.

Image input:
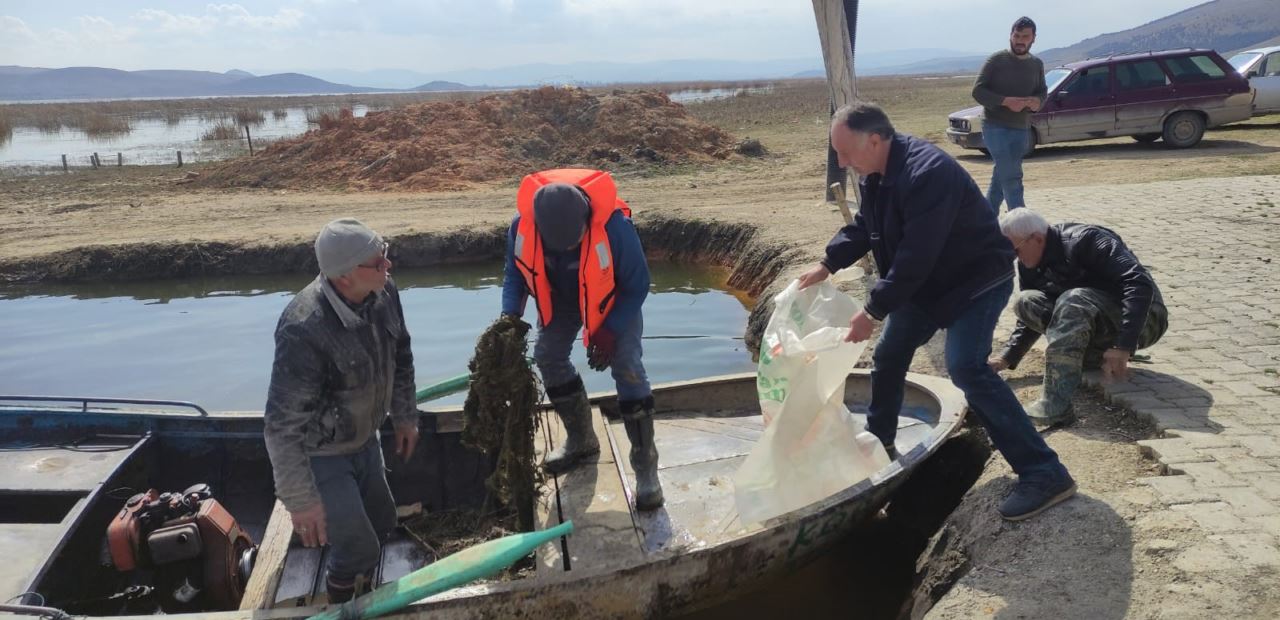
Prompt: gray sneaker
<box><xmin>1026</xmin><ymin>399</ymin><xmax>1075</xmax><ymax>432</ymax></box>
<box><xmin>999</xmin><ymin>473</ymin><xmax>1077</xmax><ymax>521</ymax></box>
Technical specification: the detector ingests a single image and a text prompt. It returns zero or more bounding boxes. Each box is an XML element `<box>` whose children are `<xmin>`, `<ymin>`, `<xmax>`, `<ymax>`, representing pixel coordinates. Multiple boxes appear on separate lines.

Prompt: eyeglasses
<box><xmin>1012</xmin><ymin>237</ymin><xmax>1030</xmax><ymax>253</ymax></box>
<box><xmin>357</xmin><ymin>243</ymin><xmax>391</xmax><ymax>272</ymax></box>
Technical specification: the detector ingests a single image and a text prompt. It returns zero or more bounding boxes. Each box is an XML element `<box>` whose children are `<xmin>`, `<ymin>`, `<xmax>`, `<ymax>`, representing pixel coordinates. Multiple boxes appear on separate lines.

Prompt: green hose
<box><xmin>308</xmin><ymin>520</ymin><xmax>574</xmax><ymax>620</ymax></box>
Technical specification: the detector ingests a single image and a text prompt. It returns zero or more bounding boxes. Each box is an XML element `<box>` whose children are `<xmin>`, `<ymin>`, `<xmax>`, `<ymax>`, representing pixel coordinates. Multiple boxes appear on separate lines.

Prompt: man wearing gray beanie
<box><xmin>263</xmin><ymin>217</ymin><xmax>419</xmax><ymax>603</ymax></box>
<box><xmin>501</xmin><ymin>169</ymin><xmax>664</xmax><ymax>511</ymax></box>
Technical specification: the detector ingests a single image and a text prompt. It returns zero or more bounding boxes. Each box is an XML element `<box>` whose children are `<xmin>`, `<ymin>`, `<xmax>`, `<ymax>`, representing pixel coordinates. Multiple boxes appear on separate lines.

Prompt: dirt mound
<box><xmin>198</xmin><ymin>87</ymin><xmax>740</xmax><ymax>191</ymax></box>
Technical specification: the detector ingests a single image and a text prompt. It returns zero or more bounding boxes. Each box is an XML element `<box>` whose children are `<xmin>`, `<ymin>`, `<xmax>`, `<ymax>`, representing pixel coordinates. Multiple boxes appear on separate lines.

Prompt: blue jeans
<box><xmin>866</xmin><ymin>278</ymin><xmax>1067</xmax><ymax>481</ymax></box>
<box><xmin>982</xmin><ymin>121</ymin><xmax>1029</xmax><ymax>211</ymax></box>
<box><xmin>533</xmin><ymin>302</ymin><xmax>651</xmax><ymax>401</ymax></box>
<box><xmin>310</xmin><ymin>438</ymin><xmax>397</xmax><ymax>583</ymax></box>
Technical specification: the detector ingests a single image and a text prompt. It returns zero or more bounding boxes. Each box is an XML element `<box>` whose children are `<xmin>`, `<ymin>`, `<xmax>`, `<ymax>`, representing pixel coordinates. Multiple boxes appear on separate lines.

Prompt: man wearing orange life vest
<box><xmin>500</xmin><ymin>168</ymin><xmax>664</xmax><ymax>510</ymax></box>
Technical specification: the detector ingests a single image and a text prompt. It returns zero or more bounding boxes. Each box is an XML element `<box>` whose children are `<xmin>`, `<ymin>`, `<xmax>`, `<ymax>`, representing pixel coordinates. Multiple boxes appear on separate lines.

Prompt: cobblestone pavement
<box><xmin>1009</xmin><ymin>173</ymin><xmax>1280</xmax><ymax>573</ymax></box>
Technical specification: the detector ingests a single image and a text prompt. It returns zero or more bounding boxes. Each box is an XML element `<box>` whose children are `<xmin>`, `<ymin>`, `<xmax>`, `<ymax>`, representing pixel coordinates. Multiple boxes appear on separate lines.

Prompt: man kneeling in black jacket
<box><xmin>992</xmin><ymin>209</ymin><xmax>1169</xmax><ymax>427</ymax></box>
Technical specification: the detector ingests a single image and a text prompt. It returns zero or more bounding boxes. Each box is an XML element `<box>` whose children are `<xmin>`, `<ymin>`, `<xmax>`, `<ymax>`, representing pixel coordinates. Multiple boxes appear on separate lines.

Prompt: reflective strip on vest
<box><xmin>515</xmin><ymin>232</ymin><xmax>526</xmax><ymax>258</ymax></box>
<box><xmin>594</xmin><ymin>242</ymin><xmax>610</xmax><ymax>270</ymax></box>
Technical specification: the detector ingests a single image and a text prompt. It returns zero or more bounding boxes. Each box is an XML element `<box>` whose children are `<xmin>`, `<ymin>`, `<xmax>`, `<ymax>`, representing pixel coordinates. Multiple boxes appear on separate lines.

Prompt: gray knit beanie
<box><xmin>315</xmin><ymin>218</ymin><xmax>384</xmax><ymax>278</ymax></box>
<box><xmin>533</xmin><ymin>183</ymin><xmax>590</xmax><ymax>252</ymax></box>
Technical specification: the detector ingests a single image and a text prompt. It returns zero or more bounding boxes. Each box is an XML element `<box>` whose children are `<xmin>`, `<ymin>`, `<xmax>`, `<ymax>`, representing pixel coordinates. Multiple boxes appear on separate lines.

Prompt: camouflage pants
<box><xmin>1013</xmin><ymin>288</ymin><xmax>1168</xmax><ymax>418</ymax></box>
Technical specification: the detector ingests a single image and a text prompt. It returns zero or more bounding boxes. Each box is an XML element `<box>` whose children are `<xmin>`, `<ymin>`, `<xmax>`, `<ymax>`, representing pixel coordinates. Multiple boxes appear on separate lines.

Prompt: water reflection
<box><xmin>0</xmin><ymin>261</ymin><xmax>753</xmax><ymax>411</ymax></box>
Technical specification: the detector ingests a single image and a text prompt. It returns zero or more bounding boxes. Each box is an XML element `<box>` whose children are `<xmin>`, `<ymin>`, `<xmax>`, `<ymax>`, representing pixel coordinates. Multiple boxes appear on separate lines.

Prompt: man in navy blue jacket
<box><xmin>798</xmin><ymin>102</ymin><xmax>1075</xmax><ymax>521</ymax></box>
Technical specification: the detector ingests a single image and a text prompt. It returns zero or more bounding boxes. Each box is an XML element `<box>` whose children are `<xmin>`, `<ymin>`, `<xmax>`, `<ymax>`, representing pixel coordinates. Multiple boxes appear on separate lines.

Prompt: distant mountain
<box><xmin>865</xmin><ymin>55</ymin><xmax>988</xmax><ymax>76</ymax></box>
<box><xmin>1038</xmin><ymin>0</ymin><xmax>1280</xmax><ymax>66</ymax></box>
<box><xmin>413</xmin><ymin>80</ymin><xmax>472</xmax><ymax>92</ymax></box>
<box><xmin>0</xmin><ymin>66</ymin><xmax>380</xmax><ymax>101</ymax></box>
<box><xmin>405</xmin><ymin>58</ymin><xmax>823</xmax><ymax>87</ymax></box>
<box><xmin>295</xmin><ymin>68</ymin><xmax>438</xmax><ymax>90</ymax></box>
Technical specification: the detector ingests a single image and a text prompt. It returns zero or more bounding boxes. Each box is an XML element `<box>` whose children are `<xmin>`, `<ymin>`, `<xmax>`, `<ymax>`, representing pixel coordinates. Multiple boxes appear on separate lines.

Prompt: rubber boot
<box><xmin>325</xmin><ymin>573</ymin><xmax>368</xmax><ymax>605</ymax></box>
<box><xmin>620</xmin><ymin>397</ymin><xmax>664</xmax><ymax>511</ymax></box>
<box><xmin>543</xmin><ymin>377</ymin><xmax>599</xmax><ymax>475</ymax></box>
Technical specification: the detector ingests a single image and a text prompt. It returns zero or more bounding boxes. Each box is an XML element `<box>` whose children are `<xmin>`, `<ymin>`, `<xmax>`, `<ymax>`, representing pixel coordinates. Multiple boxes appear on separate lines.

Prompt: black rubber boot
<box><xmin>543</xmin><ymin>377</ymin><xmax>600</xmax><ymax>475</ymax></box>
<box><xmin>620</xmin><ymin>397</ymin><xmax>664</xmax><ymax>511</ymax></box>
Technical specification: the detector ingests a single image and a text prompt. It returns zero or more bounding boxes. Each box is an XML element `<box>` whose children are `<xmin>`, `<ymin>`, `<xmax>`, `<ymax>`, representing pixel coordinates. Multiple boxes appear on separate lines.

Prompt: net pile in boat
<box><xmin>460</xmin><ymin>313</ymin><xmax>542</xmax><ymax>531</ymax></box>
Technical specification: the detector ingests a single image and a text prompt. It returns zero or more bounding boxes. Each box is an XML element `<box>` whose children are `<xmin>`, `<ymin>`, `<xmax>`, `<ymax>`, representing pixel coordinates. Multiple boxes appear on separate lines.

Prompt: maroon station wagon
<box><xmin>946</xmin><ymin>48</ymin><xmax>1254</xmax><ymax>154</ymax></box>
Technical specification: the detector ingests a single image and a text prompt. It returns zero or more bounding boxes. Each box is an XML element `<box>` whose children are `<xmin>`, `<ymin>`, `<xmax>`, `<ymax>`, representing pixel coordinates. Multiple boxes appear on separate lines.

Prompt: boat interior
<box><xmin>0</xmin><ymin>370</ymin><xmax>958</xmax><ymax>616</ymax></box>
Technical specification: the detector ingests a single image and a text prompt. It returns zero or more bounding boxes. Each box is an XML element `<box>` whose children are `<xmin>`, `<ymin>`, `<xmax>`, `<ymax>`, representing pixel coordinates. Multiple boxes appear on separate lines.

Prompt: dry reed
<box><xmin>201</xmin><ymin>122</ymin><xmax>241</xmax><ymax>141</ymax></box>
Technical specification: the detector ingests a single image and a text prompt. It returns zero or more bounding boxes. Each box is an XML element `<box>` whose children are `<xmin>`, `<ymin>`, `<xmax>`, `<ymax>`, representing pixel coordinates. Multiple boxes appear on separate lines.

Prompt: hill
<box><xmin>0</xmin><ymin>67</ymin><xmax>378</xmax><ymax>101</ymax></box>
<box><xmin>1038</xmin><ymin>0</ymin><xmax>1280</xmax><ymax>65</ymax></box>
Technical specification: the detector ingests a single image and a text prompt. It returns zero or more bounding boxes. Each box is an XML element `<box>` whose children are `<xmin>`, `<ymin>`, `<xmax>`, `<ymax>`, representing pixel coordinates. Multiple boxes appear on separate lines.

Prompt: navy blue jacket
<box><xmin>821</xmin><ymin>133</ymin><xmax>1015</xmax><ymax>327</ymax></box>
<box><xmin>501</xmin><ymin>210</ymin><xmax>649</xmax><ymax>333</ymax></box>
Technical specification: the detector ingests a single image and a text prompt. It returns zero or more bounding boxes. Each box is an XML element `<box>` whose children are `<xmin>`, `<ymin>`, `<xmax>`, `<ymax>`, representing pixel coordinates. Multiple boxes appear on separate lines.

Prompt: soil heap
<box><xmin>199</xmin><ymin>87</ymin><xmax>739</xmax><ymax>191</ymax></box>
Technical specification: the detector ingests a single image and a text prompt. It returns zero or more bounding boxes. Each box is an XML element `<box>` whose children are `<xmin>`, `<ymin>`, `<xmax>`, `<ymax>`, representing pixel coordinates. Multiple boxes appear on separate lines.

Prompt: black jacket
<box><xmin>1000</xmin><ymin>223</ymin><xmax>1162</xmax><ymax>367</ymax></box>
<box><xmin>822</xmin><ymin>133</ymin><xmax>1015</xmax><ymax>327</ymax></box>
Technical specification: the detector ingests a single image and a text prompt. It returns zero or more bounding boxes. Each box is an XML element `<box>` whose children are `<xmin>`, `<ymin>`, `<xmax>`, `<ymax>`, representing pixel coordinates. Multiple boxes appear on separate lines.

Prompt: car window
<box><xmin>1116</xmin><ymin>60</ymin><xmax>1170</xmax><ymax>90</ymax></box>
<box><xmin>1264</xmin><ymin>53</ymin><xmax>1280</xmax><ymax>77</ymax></box>
<box><xmin>1046</xmin><ymin>68</ymin><xmax>1072</xmax><ymax>92</ymax></box>
<box><xmin>1163</xmin><ymin>54</ymin><xmax>1228</xmax><ymax>83</ymax></box>
<box><xmin>1229</xmin><ymin>52</ymin><xmax>1262</xmax><ymax>74</ymax></box>
<box><xmin>1062</xmin><ymin>65</ymin><xmax>1111</xmax><ymax>96</ymax></box>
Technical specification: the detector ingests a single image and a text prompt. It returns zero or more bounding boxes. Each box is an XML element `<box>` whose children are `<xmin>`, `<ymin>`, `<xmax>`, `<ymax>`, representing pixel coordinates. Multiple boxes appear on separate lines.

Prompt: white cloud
<box><xmin>134</xmin><ymin>9</ymin><xmax>218</xmax><ymax>34</ymax></box>
<box><xmin>208</xmin><ymin>4</ymin><xmax>304</xmax><ymax>31</ymax></box>
<box><xmin>76</xmin><ymin>15</ymin><xmax>135</xmax><ymax>43</ymax></box>
<box><xmin>0</xmin><ymin>15</ymin><xmax>38</xmax><ymax>42</ymax></box>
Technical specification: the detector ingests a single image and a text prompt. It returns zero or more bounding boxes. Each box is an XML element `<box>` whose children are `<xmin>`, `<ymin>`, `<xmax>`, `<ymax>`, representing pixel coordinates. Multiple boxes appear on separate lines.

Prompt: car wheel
<box><xmin>1132</xmin><ymin>133</ymin><xmax>1160</xmax><ymax>143</ymax></box>
<box><xmin>1162</xmin><ymin>112</ymin><xmax>1205</xmax><ymax>148</ymax></box>
<box><xmin>978</xmin><ymin>148</ymin><xmax>990</xmax><ymax>157</ymax></box>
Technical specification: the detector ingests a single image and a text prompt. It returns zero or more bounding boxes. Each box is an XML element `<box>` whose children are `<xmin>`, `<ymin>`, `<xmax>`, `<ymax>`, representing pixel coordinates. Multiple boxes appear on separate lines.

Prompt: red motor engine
<box><xmin>106</xmin><ymin>484</ymin><xmax>257</xmax><ymax>611</ymax></box>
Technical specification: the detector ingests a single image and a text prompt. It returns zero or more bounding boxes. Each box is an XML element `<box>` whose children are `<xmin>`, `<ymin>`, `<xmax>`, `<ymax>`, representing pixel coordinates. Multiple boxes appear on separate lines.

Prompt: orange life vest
<box><xmin>514</xmin><ymin>169</ymin><xmax>631</xmax><ymax>347</ymax></box>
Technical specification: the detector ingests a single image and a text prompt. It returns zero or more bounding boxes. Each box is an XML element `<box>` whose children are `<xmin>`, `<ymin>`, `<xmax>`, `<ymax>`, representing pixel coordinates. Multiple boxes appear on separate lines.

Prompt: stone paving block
<box><xmin>1173</xmin><ymin>541</ymin><xmax>1240</xmax><ymax>573</ymax></box>
<box><xmin>1205</xmin><ymin>448</ymin><xmax>1279</xmax><ymax>475</ymax></box>
<box><xmin>1165</xmin><ymin>429</ymin><xmax>1240</xmax><ymax>449</ymax></box>
<box><xmin>1220</xmin><ymin>382</ymin><xmax>1275</xmax><ymax>397</ymax></box>
<box><xmin>1237</xmin><ymin>435</ymin><xmax>1280</xmax><ymax>458</ymax></box>
<box><xmin>1171</xmin><ymin>502</ymin><xmax>1252</xmax><ymax>532</ymax></box>
<box><xmin>1216</xmin><ymin>487</ymin><xmax>1280</xmax><ymax>517</ymax></box>
<box><xmin>1168</xmin><ymin>462</ymin><xmax>1248</xmax><ymax>488</ymax></box>
<box><xmin>1246</xmin><ymin>515</ymin><xmax>1280</xmax><ymax>538</ymax></box>
<box><xmin>1214</xmin><ymin>533</ymin><xmax>1280</xmax><ymax>568</ymax></box>
<box><xmin>1138</xmin><ymin>475</ymin><xmax>1220</xmax><ymax>505</ymax></box>
<box><xmin>1137</xmin><ymin>438</ymin><xmax>1212</xmax><ymax>464</ymax></box>
<box><xmin>1244</xmin><ymin>472</ymin><xmax>1280</xmax><ymax>502</ymax></box>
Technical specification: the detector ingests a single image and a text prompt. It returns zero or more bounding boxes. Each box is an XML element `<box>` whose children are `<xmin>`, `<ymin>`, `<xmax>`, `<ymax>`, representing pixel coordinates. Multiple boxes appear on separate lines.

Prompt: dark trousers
<box><xmin>310</xmin><ymin>438</ymin><xmax>397</xmax><ymax>584</ymax></box>
<box><xmin>867</xmin><ymin>278</ymin><xmax>1067</xmax><ymax>481</ymax></box>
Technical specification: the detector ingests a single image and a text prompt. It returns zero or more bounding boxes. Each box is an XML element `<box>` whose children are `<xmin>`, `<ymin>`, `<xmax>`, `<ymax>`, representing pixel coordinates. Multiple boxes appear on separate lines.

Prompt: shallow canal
<box><xmin>0</xmin><ymin>261</ymin><xmax>754</xmax><ymax>410</ymax></box>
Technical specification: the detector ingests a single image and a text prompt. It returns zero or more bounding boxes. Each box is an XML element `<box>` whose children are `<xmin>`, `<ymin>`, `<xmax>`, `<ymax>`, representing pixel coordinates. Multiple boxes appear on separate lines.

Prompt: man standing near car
<box><xmin>973</xmin><ymin>16</ymin><xmax>1046</xmax><ymax>211</ymax></box>
<box><xmin>799</xmin><ymin>102</ymin><xmax>1075</xmax><ymax>521</ymax></box>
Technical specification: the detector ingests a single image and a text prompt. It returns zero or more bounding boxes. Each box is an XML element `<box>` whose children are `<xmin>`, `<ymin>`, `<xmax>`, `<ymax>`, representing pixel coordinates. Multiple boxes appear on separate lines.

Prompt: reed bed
<box><xmin>201</xmin><ymin>122</ymin><xmax>242</xmax><ymax>141</ymax></box>
<box><xmin>233</xmin><ymin>108</ymin><xmax>265</xmax><ymax>125</ymax></box>
<box><xmin>77</xmin><ymin>112</ymin><xmax>131</xmax><ymax>138</ymax></box>
<box><xmin>271</xmin><ymin>108</ymin><xmax>288</xmax><ymax>120</ymax></box>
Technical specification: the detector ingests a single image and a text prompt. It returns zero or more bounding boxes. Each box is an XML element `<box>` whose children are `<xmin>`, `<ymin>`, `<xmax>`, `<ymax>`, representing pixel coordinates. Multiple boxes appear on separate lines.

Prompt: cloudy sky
<box><xmin>1</xmin><ymin>0</ymin><xmax>1211</xmax><ymax>74</ymax></box>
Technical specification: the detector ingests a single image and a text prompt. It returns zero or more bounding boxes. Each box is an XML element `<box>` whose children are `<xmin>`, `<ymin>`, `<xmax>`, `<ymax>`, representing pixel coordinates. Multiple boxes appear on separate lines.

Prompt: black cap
<box><xmin>533</xmin><ymin>183</ymin><xmax>590</xmax><ymax>252</ymax></box>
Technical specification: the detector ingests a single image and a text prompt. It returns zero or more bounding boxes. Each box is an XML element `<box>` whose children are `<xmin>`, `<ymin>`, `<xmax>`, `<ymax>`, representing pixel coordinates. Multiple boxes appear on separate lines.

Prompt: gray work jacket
<box><xmin>264</xmin><ymin>275</ymin><xmax>417</xmax><ymax>512</ymax></box>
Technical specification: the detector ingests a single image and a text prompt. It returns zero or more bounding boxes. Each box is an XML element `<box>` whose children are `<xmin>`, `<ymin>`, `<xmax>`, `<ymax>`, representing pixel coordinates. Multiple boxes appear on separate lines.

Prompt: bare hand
<box><xmin>797</xmin><ymin>265</ymin><xmax>830</xmax><ymax>290</ymax></box>
<box><xmin>1002</xmin><ymin>96</ymin><xmax>1026</xmax><ymax>112</ymax></box>
<box><xmin>845</xmin><ymin>309</ymin><xmax>876</xmax><ymax>343</ymax></box>
<box><xmin>290</xmin><ymin>503</ymin><xmax>328</xmax><ymax>548</ymax></box>
<box><xmin>395</xmin><ymin>424</ymin><xmax>420</xmax><ymax>463</ymax></box>
<box><xmin>1025</xmin><ymin>98</ymin><xmax>1042</xmax><ymax>112</ymax></box>
<box><xmin>1101</xmin><ymin>348</ymin><xmax>1132</xmax><ymax>383</ymax></box>
<box><xmin>988</xmin><ymin>357</ymin><xmax>1010</xmax><ymax>372</ymax></box>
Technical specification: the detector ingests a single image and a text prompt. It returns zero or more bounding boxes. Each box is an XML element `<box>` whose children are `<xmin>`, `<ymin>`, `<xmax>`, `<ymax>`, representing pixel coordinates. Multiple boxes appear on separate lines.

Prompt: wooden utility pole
<box><xmin>812</xmin><ymin>0</ymin><xmax>859</xmax><ymax>203</ymax></box>
<box><xmin>244</xmin><ymin>125</ymin><xmax>254</xmax><ymax>155</ymax></box>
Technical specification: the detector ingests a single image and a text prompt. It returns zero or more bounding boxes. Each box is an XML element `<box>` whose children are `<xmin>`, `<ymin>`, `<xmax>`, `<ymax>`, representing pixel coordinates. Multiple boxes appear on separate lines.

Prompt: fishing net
<box><xmin>460</xmin><ymin>313</ymin><xmax>543</xmax><ymax>531</ymax></box>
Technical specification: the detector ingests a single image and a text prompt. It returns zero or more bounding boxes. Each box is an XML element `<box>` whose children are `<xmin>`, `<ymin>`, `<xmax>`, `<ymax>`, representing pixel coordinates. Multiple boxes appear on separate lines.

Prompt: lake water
<box><xmin>0</xmin><ymin>262</ymin><xmax>755</xmax><ymax>411</ymax></box>
<box><xmin>0</xmin><ymin>105</ymin><xmax>369</xmax><ymax>169</ymax></box>
<box><xmin>667</xmin><ymin>86</ymin><xmax>774</xmax><ymax>104</ymax></box>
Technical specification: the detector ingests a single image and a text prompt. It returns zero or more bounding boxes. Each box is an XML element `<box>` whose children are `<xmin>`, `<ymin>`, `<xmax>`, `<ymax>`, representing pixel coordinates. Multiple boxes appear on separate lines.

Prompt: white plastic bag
<box><xmin>733</xmin><ymin>279</ymin><xmax>890</xmax><ymax>525</ymax></box>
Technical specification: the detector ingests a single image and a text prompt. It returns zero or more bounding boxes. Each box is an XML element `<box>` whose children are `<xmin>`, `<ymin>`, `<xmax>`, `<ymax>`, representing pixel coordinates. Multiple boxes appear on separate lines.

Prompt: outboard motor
<box><xmin>106</xmin><ymin>484</ymin><xmax>257</xmax><ymax>611</ymax></box>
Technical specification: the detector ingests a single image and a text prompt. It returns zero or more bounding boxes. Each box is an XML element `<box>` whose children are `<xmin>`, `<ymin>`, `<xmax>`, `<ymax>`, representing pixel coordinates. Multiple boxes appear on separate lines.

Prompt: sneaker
<box><xmin>999</xmin><ymin>473</ymin><xmax>1077</xmax><ymax>521</ymax></box>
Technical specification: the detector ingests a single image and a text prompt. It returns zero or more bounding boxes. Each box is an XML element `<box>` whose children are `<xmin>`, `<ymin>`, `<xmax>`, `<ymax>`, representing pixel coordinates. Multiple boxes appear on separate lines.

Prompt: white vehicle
<box><xmin>1228</xmin><ymin>45</ymin><xmax>1280</xmax><ymax>115</ymax></box>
